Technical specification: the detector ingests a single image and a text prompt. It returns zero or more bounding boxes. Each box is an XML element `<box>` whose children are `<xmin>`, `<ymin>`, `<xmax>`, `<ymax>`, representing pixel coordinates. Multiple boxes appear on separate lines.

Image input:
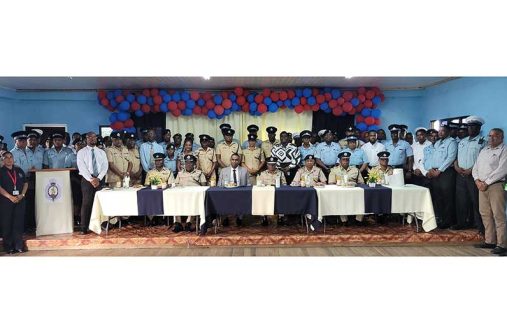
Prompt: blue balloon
<box><xmin>291</xmin><ymin>97</ymin><xmax>300</xmax><ymax>106</ymax></box>
<box><xmin>249</xmin><ymin>102</ymin><xmax>257</xmax><ymax>112</ymax></box>
<box><xmin>247</xmin><ymin>94</ymin><xmax>255</xmax><ymax>103</ymax></box>
<box><xmin>117</xmin><ymin>112</ymin><xmax>130</xmax><ymax>121</ymax></box>
<box><xmin>106</xmin><ymin>91</ymin><xmax>114</xmax><ymax>99</ymax></box>
<box><xmin>351</xmin><ymin>98</ymin><xmax>359</xmax><ymax>107</ymax></box>
<box><xmin>110</xmin><ymin>100</ymin><xmax>118</xmax><ymax>108</ymax></box>
<box><xmin>197</xmin><ymin>98</ymin><xmax>205</xmax><ymax>107</ymax></box>
<box><xmin>214</xmin><ymin>95</ymin><xmax>223</xmax><ymax>104</ymax></box>
<box><xmin>307</xmin><ymin>96</ymin><xmax>316</xmax><ymax>105</ymax></box>
<box><xmin>295</xmin><ymin>89</ymin><xmax>303</xmax><ymax>97</ymax></box>
<box><xmin>361</xmin><ymin>108</ymin><xmax>371</xmax><ymax>117</ymax></box>
<box><xmin>137</xmin><ymin>95</ymin><xmax>147</xmax><ymax>104</ymax></box>
<box><xmin>135</xmin><ymin>110</ymin><xmax>144</xmax><ymax>117</ymax></box>
<box><xmin>229</xmin><ymin>93</ymin><xmax>237</xmax><ymax>102</ymax></box>
<box><xmin>181</xmin><ymin>92</ymin><xmax>190</xmax><ymax>101</ymax></box>
<box><xmin>113</xmin><ymin>89</ymin><xmax>122</xmax><ymax>97</ymax></box>
<box><xmin>268</xmin><ymin>103</ymin><xmax>278</xmax><ymax>112</ymax></box>
<box><xmin>323</xmin><ymin>107</ymin><xmax>332</xmax><ymax>114</ymax></box>
<box><xmin>163</xmin><ymin>94</ymin><xmax>172</xmax><ymax>103</ymax></box>
<box><xmin>208</xmin><ymin>110</ymin><xmax>217</xmax><ymax>119</ymax></box>
<box><xmin>160</xmin><ymin>103</ymin><xmax>168</xmax><ymax>112</ymax></box>
<box><xmin>126</xmin><ymin>127</ymin><xmax>136</xmax><ymax>133</ymax></box>
<box><xmin>126</xmin><ymin>94</ymin><xmax>135</xmax><ymax>103</ymax></box>
<box><xmin>320</xmin><ymin>102</ymin><xmax>329</xmax><ymax>110</ymax></box>
<box><xmin>277</xmin><ymin>100</ymin><xmax>283</xmax><ymax>107</ymax></box>
<box><xmin>172</xmin><ymin>92</ymin><xmax>181</xmax><ymax>102</ymax></box>
<box><xmin>119</xmin><ymin>101</ymin><xmax>130</xmax><ymax>111</ymax></box>
<box><xmin>284</xmin><ymin>100</ymin><xmax>292</xmax><ymax>107</ymax></box>
<box><xmin>231</xmin><ymin>103</ymin><xmax>240</xmax><ymax>112</ymax></box>
<box><xmin>182</xmin><ymin>108</ymin><xmax>192</xmax><ymax>116</ymax></box>
<box><xmin>371</xmin><ymin>109</ymin><xmax>381</xmax><ymax>118</ymax></box>
<box><xmin>303</xmin><ymin>88</ymin><xmax>312</xmax><ymax>97</ymax></box>
<box><xmin>160</xmin><ymin>90</ymin><xmax>168</xmax><ymax>96</ymax></box>
<box><xmin>147</xmin><ymin>97</ymin><xmax>154</xmax><ymax>106</ymax></box>
<box><xmin>224</xmin><ymin>109</ymin><xmax>232</xmax><ymax>115</ymax></box>
<box><xmin>186</xmin><ymin>100</ymin><xmax>196</xmax><ymax>108</ymax></box>
<box><xmin>357</xmin><ymin>123</ymin><xmax>368</xmax><ymax>131</ymax></box>
<box><xmin>255</xmin><ymin>111</ymin><xmax>262</xmax><ymax>117</ymax></box>
<box><xmin>368</xmin><ymin>125</ymin><xmax>379</xmax><ymax>131</ymax></box>
<box><xmin>216</xmin><ymin>114</ymin><xmax>225</xmax><ymax>120</ymax></box>
<box><xmin>109</xmin><ymin>113</ymin><xmax>118</xmax><ymax>123</ymax></box>
<box><xmin>264</xmin><ymin>97</ymin><xmax>272</xmax><ymax>105</ymax></box>
<box><xmin>372</xmin><ymin>96</ymin><xmax>381</xmax><ymax>105</ymax></box>
<box><xmin>331</xmin><ymin>89</ymin><xmax>341</xmax><ymax>99</ymax></box>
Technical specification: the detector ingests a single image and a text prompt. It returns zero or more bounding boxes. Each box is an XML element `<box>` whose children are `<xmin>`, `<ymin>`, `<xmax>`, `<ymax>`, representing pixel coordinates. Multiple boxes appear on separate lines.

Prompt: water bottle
<box><xmin>275</xmin><ymin>173</ymin><xmax>281</xmax><ymax>188</ymax></box>
<box><xmin>123</xmin><ymin>175</ymin><xmax>130</xmax><ymax>188</ymax></box>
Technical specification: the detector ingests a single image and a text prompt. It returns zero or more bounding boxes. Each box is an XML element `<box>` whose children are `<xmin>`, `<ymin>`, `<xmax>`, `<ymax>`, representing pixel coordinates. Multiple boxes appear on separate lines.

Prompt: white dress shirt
<box><xmin>412</xmin><ymin>140</ymin><xmax>431</xmax><ymax>175</ymax></box>
<box><xmin>361</xmin><ymin>141</ymin><xmax>386</xmax><ymax>166</ymax></box>
<box><xmin>77</xmin><ymin>145</ymin><xmax>109</xmax><ymax>181</ymax></box>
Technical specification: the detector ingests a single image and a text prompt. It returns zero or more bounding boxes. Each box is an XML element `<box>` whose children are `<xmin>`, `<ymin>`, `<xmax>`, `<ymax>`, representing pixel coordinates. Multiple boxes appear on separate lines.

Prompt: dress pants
<box><xmin>455</xmin><ymin>174</ymin><xmax>483</xmax><ymax>231</ymax></box>
<box><xmin>430</xmin><ymin>168</ymin><xmax>456</xmax><ymax>227</ymax></box>
<box><xmin>0</xmin><ymin>199</ymin><xmax>26</xmax><ymax>252</ymax></box>
<box><xmin>80</xmin><ymin>178</ymin><xmax>103</xmax><ymax>232</ymax></box>
<box><xmin>478</xmin><ymin>182</ymin><xmax>506</xmax><ymax>248</ymax></box>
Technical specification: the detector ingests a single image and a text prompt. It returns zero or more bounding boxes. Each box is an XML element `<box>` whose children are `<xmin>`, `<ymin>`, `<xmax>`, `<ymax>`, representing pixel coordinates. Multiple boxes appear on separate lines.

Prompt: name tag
<box><xmin>12</xmin><ymin>190</ymin><xmax>19</xmax><ymax>196</ymax></box>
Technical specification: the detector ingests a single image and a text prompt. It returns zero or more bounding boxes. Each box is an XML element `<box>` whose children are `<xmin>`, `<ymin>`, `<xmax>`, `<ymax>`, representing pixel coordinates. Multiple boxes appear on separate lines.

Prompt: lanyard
<box><xmin>7</xmin><ymin>169</ymin><xmax>17</xmax><ymax>190</ymax></box>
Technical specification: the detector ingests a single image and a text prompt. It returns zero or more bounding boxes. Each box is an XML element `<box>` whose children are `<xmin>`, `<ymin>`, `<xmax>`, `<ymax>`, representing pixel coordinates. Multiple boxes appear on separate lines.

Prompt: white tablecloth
<box><xmin>251</xmin><ymin>186</ymin><xmax>275</xmax><ymax>215</ymax></box>
<box><xmin>162</xmin><ymin>186</ymin><xmax>208</xmax><ymax>226</ymax></box>
<box><xmin>89</xmin><ymin>188</ymin><xmax>142</xmax><ymax>234</ymax></box>
<box><xmin>315</xmin><ymin>185</ymin><xmax>365</xmax><ymax>219</ymax></box>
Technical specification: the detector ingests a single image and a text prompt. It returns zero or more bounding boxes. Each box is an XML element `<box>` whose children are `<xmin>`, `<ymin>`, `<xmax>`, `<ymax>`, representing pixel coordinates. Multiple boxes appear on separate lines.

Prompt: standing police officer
<box><xmin>315</xmin><ymin>129</ymin><xmax>341</xmax><ymax>179</ymax></box>
<box><xmin>43</xmin><ymin>133</ymin><xmax>73</xmax><ymax>169</ymax></box>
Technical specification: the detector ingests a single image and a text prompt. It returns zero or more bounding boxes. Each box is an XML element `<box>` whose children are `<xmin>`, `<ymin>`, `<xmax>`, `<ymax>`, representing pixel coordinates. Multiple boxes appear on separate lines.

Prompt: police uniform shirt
<box><xmin>178</xmin><ymin>151</ymin><xmax>199</xmax><ymax>169</ymax></box>
<box><xmin>127</xmin><ymin>148</ymin><xmax>141</xmax><ymax>175</ymax></box>
<box><xmin>457</xmin><ymin>134</ymin><xmax>487</xmax><ymax>169</ymax></box>
<box><xmin>423</xmin><ymin>144</ymin><xmax>436</xmax><ymax>173</ymax></box>
<box><xmin>164</xmin><ymin>154</ymin><xmax>178</xmax><ymax>175</ymax></box>
<box><xmin>241</xmin><ymin>139</ymin><xmax>263</xmax><ymax>150</ymax></box>
<box><xmin>429</xmin><ymin>137</ymin><xmax>458</xmax><ymax>171</ymax></box>
<box><xmin>242</xmin><ymin>147</ymin><xmax>265</xmax><ymax>170</ymax></box>
<box><xmin>197</xmin><ymin>147</ymin><xmax>217</xmax><ymax>176</ymax></box>
<box><xmin>217</xmin><ymin>138</ymin><xmax>241</xmax><ymax>146</ymax></box>
<box><xmin>139</xmin><ymin>141</ymin><xmax>164</xmax><ymax>172</ymax></box>
<box><xmin>341</xmin><ymin>148</ymin><xmax>367</xmax><ymax>166</ymax></box>
<box><xmin>261</xmin><ymin>139</ymin><xmax>280</xmax><ymax>158</ymax></box>
<box><xmin>298</xmin><ymin>144</ymin><xmax>316</xmax><ymax>165</ymax></box>
<box><xmin>216</xmin><ymin>141</ymin><xmax>242</xmax><ymax>167</ymax></box>
<box><xmin>314</xmin><ymin>141</ymin><xmax>341</xmax><ymax>167</ymax></box>
<box><xmin>271</xmin><ymin>143</ymin><xmax>301</xmax><ymax>169</ymax></box>
<box><xmin>43</xmin><ymin>146</ymin><xmax>73</xmax><ymax>169</ymax></box>
<box><xmin>144</xmin><ymin>167</ymin><xmax>175</xmax><ymax>185</ymax></box>
<box><xmin>256</xmin><ymin>169</ymin><xmax>287</xmax><ymax>186</ymax></box>
<box><xmin>384</xmin><ymin>140</ymin><xmax>414</xmax><ymax>166</ymax></box>
<box><xmin>64</xmin><ymin>153</ymin><xmax>77</xmax><ymax>168</ymax></box>
<box><xmin>361</xmin><ymin>141</ymin><xmax>386</xmax><ymax>167</ymax></box>
<box><xmin>339</xmin><ymin>138</ymin><xmax>363</xmax><ymax>149</ymax></box>
<box><xmin>472</xmin><ymin>143</ymin><xmax>507</xmax><ymax>185</ymax></box>
<box><xmin>10</xmin><ymin>146</ymin><xmax>31</xmax><ymax>174</ymax></box>
<box><xmin>369</xmin><ymin>165</ymin><xmax>394</xmax><ymax>178</ymax></box>
<box><xmin>0</xmin><ymin>165</ymin><xmax>26</xmax><ymax>200</ymax></box>
<box><xmin>328</xmin><ymin>165</ymin><xmax>365</xmax><ymax>184</ymax></box>
<box><xmin>175</xmin><ymin>168</ymin><xmax>206</xmax><ymax>186</ymax></box>
<box><xmin>26</xmin><ymin>146</ymin><xmax>45</xmax><ymax>170</ymax></box>
<box><xmin>105</xmin><ymin>145</ymin><xmax>131</xmax><ymax>184</ymax></box>
<box><xmin>292</xmin><ymin>166</ymin><xmax>327</xmax><ymax>184</ymax></box>
<box><xmin>412</xmin><ymin>140</ymin><xmax>431</xmax><ymax>175</ymax></box>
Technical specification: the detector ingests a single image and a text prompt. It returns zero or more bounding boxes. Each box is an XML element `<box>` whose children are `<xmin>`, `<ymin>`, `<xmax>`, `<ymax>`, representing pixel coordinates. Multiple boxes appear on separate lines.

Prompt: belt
<box><xmin>490</xmin><ymin>180</ymin><xmax>505</xmax><ymax>186</ymax></box>
<box><xmin>390</xmin><ymin>164</ymin><xmax>403</xmax><ymax>168</ymax></box>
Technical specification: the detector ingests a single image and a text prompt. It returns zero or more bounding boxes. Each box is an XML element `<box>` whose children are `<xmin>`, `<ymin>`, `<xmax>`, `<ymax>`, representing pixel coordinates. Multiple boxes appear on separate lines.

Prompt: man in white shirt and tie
<box><xmin>361</xmin><ymin>130</ymin><xmax>386</xmax><ymax>168</ymax></box>
<box><xmin>77</xmin><ymin>132</ymin><xmax>109</xmax><ymax>234</ymax></box>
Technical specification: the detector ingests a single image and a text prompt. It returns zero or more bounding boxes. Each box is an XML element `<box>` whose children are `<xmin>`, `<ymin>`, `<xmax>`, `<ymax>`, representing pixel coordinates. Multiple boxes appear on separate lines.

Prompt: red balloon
<box><xmin>343</xmin><ymin>102</ymin><xmax>353</xmax><ymax>112</ymax></box>
<box><xmin>328</xmin><ymin>100</ymin><xmax>338</xmax><ymax>108</ymax></box>
<box><xmin>258</xmin><ymin>104</ymin><xmax>268</xmax><ymax>113</ymax></box>
<box><xmin>358</xmin><ymin>94</ymin><xmax>366</xmax><ymax>103</ymax></box>
<box><xmin>303</xmin><ymin>104</ymin><xmax>311</xmax><ymax>111</ymax></box>
<box><xmin>142</xmin><ymin>89</ymin><xmax>150</xmax><ymax>97</ymax></box>
<box><xmin>107</xmin><ymin>105</ymin><xmax>115</xmax><ymax>112</ymax></box>
<box><xmin>153</xmin><ymin>105</ymin><xmax>160</xmax><ymax>113</ymax></box>
<box><xmin>150</xmin><ymin>88</ymin><xmax>159</xmax><ymax>97</ymax></box>
<box><xmin>254</xmin><ymin>94</ymin><xmax>263</xmax><ymax>104</ymax></box>
<box><xmin>356</xmin><ymin>115</ymin><xmax>365</xmax><ymax>123</ymax></box>
<box><xmin>111</xmin><ymin>121</ymin><xmax>123</xmax><ymax>130</ymax></box>
<box><xmin>337</xmin><ymin>97</ymin><xmax>345</xmax><ymax>105</ymax></box>
<box><xmin>201</xmin><ymin>107</ymin><xmax>208</xmax><ymax>114</ymax></box>
<box><xmin>294</xmin><ymin>105</ymin><xmax>304</xmax><ymax>113</ymax></box>
<box><xmin>332</xmin><ymin>107</ymin><xmax>343</xmax><ymax>116</ymax></box>
<box><xmin>222</xmin><ymin>99</ymin><xmax>232</xmax><ymax>109</ymax></box>
<box><xmin>205</xmin><ymin>100</ymin><xmax>215</xmax><ymax>109</ymax></box>
<box><xmin>242</xmin><ymin>103</ymin><xmax>250</xmax><ymax>112</ymax></box>
<box><xmin>214</xmin><ymin>105</ymin><xmax>224</xmax><ymax>115</ymax></box>
<box><xmin>131</xmin><ymin>101</ymin><xmax>140</xmax><ymax>111</ymax></box>
<box><xmin>364</xmin><ymin>100</ymin><xmax>373</xmax><ymax>108</ymax></box>
<box><xmin>366</xmin><ymin>90</ymin><xmax>375</xmax><ymax>99</ymax></box>
<box><xmin>324</xmin><ymin>93</ymin><xmax>332</xmax><ymax>101</ymax></box>
<box><xmin>98</xmin><ymin>90</ymin><xmax>107</xmax><ymax>99</ymax></box>
<box><xmin>124</xmin><ymin>119</ymin><xmax>134</xmax><ymax>128</ymax></box>
<box><xmin>100</xmin><ymin>98</ymin><xmax>109</xmax><ymax>106</ymax></box>
<box><xmin>316</xmin><ymin>95</ymin><xmax>325</xmax><ymax>104</ymax></box>
<box><xmin>177</xmin><ymin>101</ymin><xmax>186</xmax><ymax>110</ymax></box>
<box><xmin>365</xmin><ymin>116</ymin><xmax>375</xmax><ymax>125</ymax></box>
<box><xmin>372</xmin><ymin>87</ymin><xmax>381</xmax><ymax>95</ymax></box>
<box><xmin>312</xmin><ymin>88</ymin><xmax>319</xmax><ymax>96</ymax></box>
<box><xmin>115</xmin><ymin>95</ymin><xmax>125</xmax><ymax>103</ymax></box>
<box><xmin>280</xmin><ymin>105</ymin><xmax>287</xmax><ymax>109</ymax></box>
<box><xmin>221</xmin><ymin>91</ymin><xmax>228</xmax><ymax>99</ymax></box>
<box><xmin>356</xmin><ymin>104</ymin><xmax>365</xmax><ymax>112</ymax></box>
<box><xmin>172</xmin><ymin>109</ymin><xmax>181</xmax><ymax>117</ymax></box>
<box><xmin>141</xmin><ymin>104</ymin><xmax>151</xmax><ymax>113</ymax></box>
<box><xmin>300</xmin><ymin>97</ymin><xmax>307</xmax><ymax>105</ymax></box>
<box><xmin>262</xmin><ymin>88</ymin><xmax>271</xmax><ymax>97</ymax></box>
<box><xmin>270</xmin><ymin>92</ymin><xmax>280</xmax><ymax>102</ymax></box>
<box><xmin>236</xmin><ymin>96</ymin><xmax>246</xmax><ymax>106</ymax></box>
<box><xmin>168</xmin><ymin>101</ymin><xmax>177</xmax><ymax>111</ymax></box>
<box><xmin>234</xmin><ymin>87</ymin><xmax>244</xmax><ymax>96</ymax></box>
<box><xmin>287</xmin><ymin>90</ymin><xmax>296</xmax><ymax>99</ymax></box>
<box><xmin>311</xmin><ymin>104</ymin><xmax>320</xmax><ymax>112</ymax></box>
<box><xmin>357</xmin><ymin>87</ymin><xmax>366</xmax><ymax>94</ymax></box>
<box><xmin>375</xmin><ymin>118</ymin><xmax>381</xmax><ymax>125</ymax></box>
<box><xmin>343</xmin><ymin>91</ymin><xmax>353</xmax><ymax>101</ymax></box>
<box><xmin>153</xmin><ymin>95</ymin><xmax>162</xmax><ymax>105</ymax></box>
<box><xmin>190</xmin><ymin>91</ymin><xmax>200</xmax><ymax>101</ymax></box>
<box><xmin>279</xmin><ymin>91</ymin><xmax>288</xmax><ymax>101</ymax></box>
<box><xmin>203</xmin><ymin>92</ymin><xmax>213</xmax><ymax>101</ymax></box>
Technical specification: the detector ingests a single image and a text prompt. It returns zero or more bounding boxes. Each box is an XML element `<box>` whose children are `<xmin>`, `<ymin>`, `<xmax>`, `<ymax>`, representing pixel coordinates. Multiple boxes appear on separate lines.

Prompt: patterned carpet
<box><xmin>21</xmin><ymin>218</ymin><xmax>484</xmax><ymax>250</ymax></box>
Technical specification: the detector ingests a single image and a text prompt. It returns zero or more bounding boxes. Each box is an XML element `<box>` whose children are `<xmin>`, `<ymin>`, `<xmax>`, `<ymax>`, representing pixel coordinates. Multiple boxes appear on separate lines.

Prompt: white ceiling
<box><xmin>0</xmin><ymin>77</ymin><xmax>456</xmax><ymax>91</ymax></box>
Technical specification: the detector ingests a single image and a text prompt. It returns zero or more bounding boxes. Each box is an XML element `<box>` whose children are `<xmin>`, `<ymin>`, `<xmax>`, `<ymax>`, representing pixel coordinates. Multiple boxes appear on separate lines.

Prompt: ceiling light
<box><xmin>203</xmin><ymin>76</ymin><xmax>210</xmax><ymax>80</ymax></box>
<box><xmin>345</xmin><ymin>76</ymin><xmax>353</xmax><ymax>79</ymax></box>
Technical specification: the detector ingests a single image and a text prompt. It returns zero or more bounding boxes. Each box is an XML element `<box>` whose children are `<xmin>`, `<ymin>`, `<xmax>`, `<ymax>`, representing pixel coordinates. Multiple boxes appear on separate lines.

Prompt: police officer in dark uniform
<box><xmin>0</xmin><ymin>151</ymin><xmax>29</xmax><ymax>254</ymax></box>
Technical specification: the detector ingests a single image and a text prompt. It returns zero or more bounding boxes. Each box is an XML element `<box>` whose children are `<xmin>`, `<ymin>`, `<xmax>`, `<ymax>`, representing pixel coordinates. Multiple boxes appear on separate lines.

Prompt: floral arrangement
<box><xmin>148</xmin><ymin>175</ymin><xmax>162</xmax><ymax>186</ymax></box>
<box><xmin>366</xmin><ymin>168</ymin><xmax>382</xmax><ymax>184</ymax></box>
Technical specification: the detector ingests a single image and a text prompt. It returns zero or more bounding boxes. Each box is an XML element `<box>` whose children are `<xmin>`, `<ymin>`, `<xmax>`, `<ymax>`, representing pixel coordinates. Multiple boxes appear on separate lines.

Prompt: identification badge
<box><xmin>12</xmin><ymin>190</ymin><xmax>19</xmax><ymax>196</ymax></box>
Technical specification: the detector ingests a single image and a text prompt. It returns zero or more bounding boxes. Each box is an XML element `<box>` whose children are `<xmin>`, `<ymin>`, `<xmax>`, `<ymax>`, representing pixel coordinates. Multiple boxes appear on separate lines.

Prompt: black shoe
<box><xmin>277</xmin><ymin>216</ymin><xmax>287</xmax><ymax>226</ymax></box>
<box><xmin>342</xmin><ymin>221</ymin><xmax>349</xmax><ymax>227</ymax></box>
<box><xmin>236</xmin><ymin>218</ymin><xmax>243</xmax><ymax>227</ymax></box>
<box><xmin>474</xmin><ymin>243</ymin><xmax>496</xmax><ymax>249</ymax></box>
<box><xmin>438</xmin><ymin>224</ymin><xmax>450</xmax><ymax>229</ymax></box>
<box><xmin>200</xmin><ymin>222</ymin><xmax>209</xmax><ymax>236</ymax></box>
<box><xmin>173</xmin><ymin>223</ymin><xmax>183</xmax><ymax>233</ymax></box>
<box><xmin>222</xmin><ymin>218</ymin><xmax>230</xmax><ymax>227</ymax></box>
<box><xmin>449</xmin><ymin>225</ymin><xmax>467</xmax><ymax>230</ymax></box>
<box><xmin>7</xmin><ymin>250</ymin><xmax>15</xmax><ymax>255</ymax></box>
<box><xmin>309</xmin><ymin>220</ymin><xmax>321</xmax><ymax>232</ymax></box>
<box><xmin>15</xmin><ymin>249</ymin><xmax>26</xmax><ymax>253</ymax></box>
<box><xmin>261</xmin><ymin>217</ymin><xmax>268</xmax><ymax>227</ymax></box>
<box><xmin>491</xmin><ymin>246</ymin><xmax>507</xmax><ymax>255</ymax></box>
<box><xmin>498</xmin><ymin>251</ymin><xmax>507</xmax><ymax>257</ymax></box>
<box><xmin>80</xmin><ymin>229</ymin><xmax>89</xmax><ymax>235</ymax></box>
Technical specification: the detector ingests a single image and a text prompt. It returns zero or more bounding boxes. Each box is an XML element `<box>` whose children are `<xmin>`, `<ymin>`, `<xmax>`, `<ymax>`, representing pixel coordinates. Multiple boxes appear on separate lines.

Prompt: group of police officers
<box><xmin>1</xmin><ymin>115</ymin><xmax>506</xmax><ymax>255</ymax></box>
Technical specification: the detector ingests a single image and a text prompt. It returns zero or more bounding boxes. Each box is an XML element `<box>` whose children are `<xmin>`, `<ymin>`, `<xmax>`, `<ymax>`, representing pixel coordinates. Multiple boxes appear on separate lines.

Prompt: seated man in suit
<box><xmin>217</xmin><ymin>153</ymin><xmax>251</xmax><ymax>227</ymax></box>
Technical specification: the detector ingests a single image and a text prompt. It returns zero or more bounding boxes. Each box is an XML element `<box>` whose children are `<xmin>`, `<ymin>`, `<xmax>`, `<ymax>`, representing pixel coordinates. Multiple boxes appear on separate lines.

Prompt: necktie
<box><xmin>233</xmin><ymin>168</ymin><xmax>237</xmax><ymax>184</ymax></box>
<box><xmin>149</xmin><ymin>143</ymin><xmax>154</xmax><ymax>169</ymax></box>
<box><xmin>91</xmin><ymin>148</ymin><xmax>99</xmax><ymax>177</ymax></box>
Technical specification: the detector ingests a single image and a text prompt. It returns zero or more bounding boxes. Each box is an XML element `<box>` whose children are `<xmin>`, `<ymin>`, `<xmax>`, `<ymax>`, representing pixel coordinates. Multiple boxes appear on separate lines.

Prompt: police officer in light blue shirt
<box><xmin>342</xmin><ymin>136</ymin><xmax>368</xmax><ymax>173</ymax></box>
<box><xmin>10</xmin><ymin>131</ymin><xmax>31</xmax><ymax>174</ymax></box>
<box><xmin>159</xmin><ymin>129</ymin><xmax>172</xmax><ymax>152</ymax></box>
<box><xmin>315</xmin><ymin>129</ymin><xmax>342</xmax><ymax>175</ymax></box>
<box><xmin>423</xmin><ymin>129</ymin><xmax>438</xmax><ymax>172</ymax></box>
<box><xmin>139</xmin><ymin>128</ymin><xmax>164</xmax><ymax>172</ymax></box>
<box><xmin>43</xmin><ymin>133</ymin><xmax>73</xmax><ymax>169</ymax></box>
<box><xmin>453</xmin><ymin>116</ymin><xmax>487</xmax><ymax>231</ymax></box>
<box><xmin>384</xmin><ymin>124</ymin><xmax>414</xmax><ymax>169</ymax></box>
<box><xmin>298</xmin><ymin>130</ymin><xmax>316</xmax><ymax>165</ymax></box>
<box><xmin>26</xmin><ymin>131</ymin><xmax>45</xmax><ymax>170</ymax></box>
<box><xmin>241</xmin><ymin>124</ymin><xmax>263</xmax><ymax>149</ymax></box>
<box><xmin>164</xmin><ymin>143</ymin><xmax>178</xmax><ymax>176</ymax></box>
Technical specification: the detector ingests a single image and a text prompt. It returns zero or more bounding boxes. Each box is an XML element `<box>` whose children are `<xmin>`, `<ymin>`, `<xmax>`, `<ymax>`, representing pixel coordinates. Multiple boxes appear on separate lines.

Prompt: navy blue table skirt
<box><xmin>356</xmin><ymin>184</ymin><xmax>392</xmax><ymax>214</ymax></box>
<box><xmin>274</xmin><ymin>186</ymin><xmax>318</xmax><ymax>217</ymax></box>
<box><xmin>205</xmin><ymin>186</ymin><xmax>252</xmax><ymax>216</ymax></box>
<box><xmin>136</xmin><ymin>188</ymin><xmax>165</xmax><ymax>215</ymax></box>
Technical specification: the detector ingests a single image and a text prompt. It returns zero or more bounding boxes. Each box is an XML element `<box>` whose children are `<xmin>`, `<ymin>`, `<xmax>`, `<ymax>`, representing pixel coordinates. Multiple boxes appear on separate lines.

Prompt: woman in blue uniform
<box><xmin>0</xmin><ymin>151</ymin><xmax>28</xmax><ymax>254</ymax></box>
